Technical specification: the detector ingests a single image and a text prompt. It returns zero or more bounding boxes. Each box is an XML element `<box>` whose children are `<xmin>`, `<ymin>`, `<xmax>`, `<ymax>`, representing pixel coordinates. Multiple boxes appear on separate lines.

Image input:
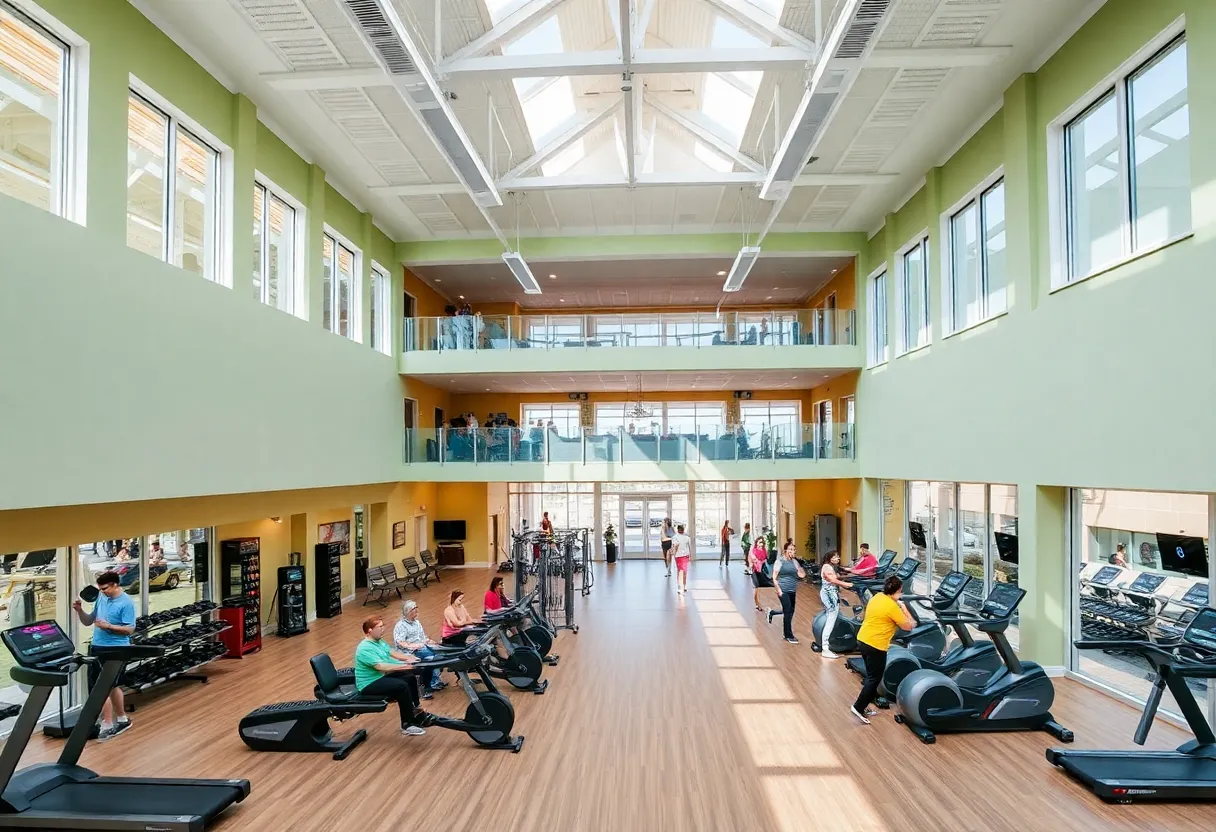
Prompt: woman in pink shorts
<box><xmin>750</xmin><ymin>538</ymin><xmax>773</xmax><ymax>610</ymax></box>
<box><xmin>672</xmin><ymin>523</ymin><xmax>692</xmax><ymax>594</ymax></box>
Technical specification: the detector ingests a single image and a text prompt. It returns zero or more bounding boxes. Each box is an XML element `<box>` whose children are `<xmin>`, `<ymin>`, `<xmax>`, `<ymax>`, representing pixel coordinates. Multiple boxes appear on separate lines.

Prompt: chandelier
<box><xmin>626</xmin><ymin>374</ymin><xmax>656</xmax><ymax>421</ymax></box>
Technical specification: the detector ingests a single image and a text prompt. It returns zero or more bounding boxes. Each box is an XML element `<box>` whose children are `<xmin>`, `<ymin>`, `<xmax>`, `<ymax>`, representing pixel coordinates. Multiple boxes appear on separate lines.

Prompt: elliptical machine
<box><xmin>863</xmin><ymin>571</ymin><xmax>1004</xmax><ymax>707</ymax></box>
<box><xmin>442</xmin><ymin>591</ymin><xmax>549</xmax><ymax>694</ymax></box>
<box><xmin>895</xmin><ymin>582</ymin><xmax>1074</xmax><ymax>745</ymax></box>
<box><xmin>810</xmin><ymin>549</ymin><xmax>897</xmax><ymax>655</ymax></box>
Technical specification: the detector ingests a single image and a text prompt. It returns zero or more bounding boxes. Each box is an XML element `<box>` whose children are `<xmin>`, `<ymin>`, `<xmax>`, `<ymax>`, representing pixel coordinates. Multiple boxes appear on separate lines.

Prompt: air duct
<box><xmin>722</xmin><ymin>246</ymin><xmax>761</xmax><ymax>292</ymax></box>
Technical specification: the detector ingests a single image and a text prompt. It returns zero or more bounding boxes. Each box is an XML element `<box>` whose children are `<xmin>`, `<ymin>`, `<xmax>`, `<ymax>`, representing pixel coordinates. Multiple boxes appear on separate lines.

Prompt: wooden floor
<box><xmin>15</xmin><ymin>561</ymin><xmax>1216</xmax><ymax>832</ymax></box>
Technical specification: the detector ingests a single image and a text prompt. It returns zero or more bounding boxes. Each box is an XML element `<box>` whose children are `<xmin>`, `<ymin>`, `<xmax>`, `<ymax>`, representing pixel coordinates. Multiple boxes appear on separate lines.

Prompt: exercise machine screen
<box><xmin>1126</xmin><ymin>572</ymin><xmax>1166</xmax><ymax>594</ymax></box>
<box><xmin>981</xmin><ymin>582</ymin><xmax>1026</xmax><ymax>618</ymax></box>
<box><xmin>938</xmin><ymin>571</ymin><xmax>968</xmax><ymax>594</ymax></box>
<box><xmin>1183</xmin><ymin>608</ymin><xmax>1216</xmax><ymax>651</ymax></box>
<box><xmin>1091</xmin><ymin>566</ymin><xmax>1122</xmax><ymax>586</ymax></box>
<box><xmin>2</xmin><ymin>620</ymin><xmax>74</xmax><ymax>667</ymax></box>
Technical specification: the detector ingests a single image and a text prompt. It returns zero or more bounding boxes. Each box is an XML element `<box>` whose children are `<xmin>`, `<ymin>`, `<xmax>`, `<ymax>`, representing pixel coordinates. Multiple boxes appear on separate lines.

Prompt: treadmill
<box><xmin>1046</xmin><ymin>605</ymin><xmax>1216</xmax><ymax>803</ymax></box>
<box><xmin>0</xmin><ymin>619</ymin><xmax>250</xmax><ymax>830</ymax></box>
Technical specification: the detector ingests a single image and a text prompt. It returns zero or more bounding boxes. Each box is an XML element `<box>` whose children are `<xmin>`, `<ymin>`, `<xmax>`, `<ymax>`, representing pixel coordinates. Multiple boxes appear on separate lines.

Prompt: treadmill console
<box><xmin>2</xmin><ymin>620</ymin><xmax>74</xmax><ymax>667</ymax></box>
<box><xmin>1125</xmin><ymin>572</ymin><xmax>1166</xmax><ymax>595</ymax></box>
<box><xmin>1182</xmin><ymin>608</ymin><xmax>1216</xmax><ymax>652</ymax></box>
<box><xmin>1090</xmin><ymin>566</ymin><xmax>1122</xmax><ymax>586</ymax></box>
<box><xmin>1180</xmin><ymin>582</ymin><xmax>1210</xmax><ymax>608</ymax></box>
<box><xmin>935</xmin><ymin>570</ymin><xmax>970</xmax><ymax>600</ymax></box>
<box><xmin>980</xmin><ymin>582</ymin><xmax>1026</xmax><ymax>618</ymax></box>
<box><xmin>877</xmin><ymin>549</ymin><xmax>898</xmax><ymax>573</ymax></box>
<box><xmin>894</xmin><ymin>557</ymin><xmax>921</xmax><ymax>580</ymax></box>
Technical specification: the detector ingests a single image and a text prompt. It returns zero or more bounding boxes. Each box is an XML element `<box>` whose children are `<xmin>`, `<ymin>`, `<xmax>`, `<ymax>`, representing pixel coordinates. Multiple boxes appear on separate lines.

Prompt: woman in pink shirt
<box><xmin>483</xmin><ymin>576</ymin><xmax>510</xmax><ymax>613</ymax></box>
<box><xmin>847</xmin><ymin>543</ymin><xmax>879</xmax><ymax>578</ymax></box>
<box><xmin>441</xmin><ymin>590</ymin><xmax>482</xmax><ymax>645</ymax></box>
<box><xmin>750</xmin><ymin>538</ymin><xmax>773</xmax><ymax>611</ymax></box>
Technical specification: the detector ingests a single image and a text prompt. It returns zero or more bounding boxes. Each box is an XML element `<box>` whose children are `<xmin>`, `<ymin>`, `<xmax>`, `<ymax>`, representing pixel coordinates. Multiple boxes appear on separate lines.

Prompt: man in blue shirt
<box><xmin>72</xmin><ymin>570</ymin><xmax>137</xmax><ymax>741</ymax></box>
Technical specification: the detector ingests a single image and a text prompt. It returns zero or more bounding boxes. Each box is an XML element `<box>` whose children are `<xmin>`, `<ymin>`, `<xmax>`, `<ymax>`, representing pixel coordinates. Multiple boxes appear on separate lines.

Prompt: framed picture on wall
<box><xmin>319</xmin><ymin>520</ymin><xmax>351</xmax><ymax>554</ymax></box>
<box><xmin>392</xmin><ymin>521</ymin><xmax>407</xmax><ymax>550</ymax></box>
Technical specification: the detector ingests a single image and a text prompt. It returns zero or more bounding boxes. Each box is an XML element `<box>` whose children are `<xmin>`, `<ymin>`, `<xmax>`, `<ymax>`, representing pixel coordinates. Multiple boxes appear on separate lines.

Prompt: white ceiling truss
<box><xmin>138</xmin><ymin>0</ymin><xmax>1096</xmax><ymax>241</ymax></box>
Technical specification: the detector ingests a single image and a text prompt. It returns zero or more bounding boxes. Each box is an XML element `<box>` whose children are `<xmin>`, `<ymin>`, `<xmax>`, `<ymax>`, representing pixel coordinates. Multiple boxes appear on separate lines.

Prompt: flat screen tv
<box><xmin>1156</xmin><ymin>533</ymin><xmax>1209</xmax><ymax>577</ymax></box>
<box><xmin>908</xmin><ymin>521</ymin><xmax>928</xmax><ymax>549</ymax></box>
<box><xmin>434</xmin><ymin>520</ymin><xmax>467</xmax><ymax>541</ymax></box>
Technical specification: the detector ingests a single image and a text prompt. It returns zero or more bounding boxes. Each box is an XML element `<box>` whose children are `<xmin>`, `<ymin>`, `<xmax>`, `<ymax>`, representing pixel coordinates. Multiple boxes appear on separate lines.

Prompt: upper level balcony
<box><xmin>400</xmin><ymin>422</ymin><xmax>857</xmax><ymax>482</ymax></box>
<box><xmin>399</xmin><ymin>309</ymin><xmax>862</xmax><ymax>377</ymax></box>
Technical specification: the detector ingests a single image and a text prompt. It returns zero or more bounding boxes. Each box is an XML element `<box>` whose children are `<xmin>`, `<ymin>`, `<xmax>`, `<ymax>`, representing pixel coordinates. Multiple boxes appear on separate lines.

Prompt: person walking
<box><xmin>766</xmin><ymin>542</ymin><xmax>806</xmax><ymax>643</ymax></box>
<box><xmin>660</xmin><ymin>517</ymin><xmax>675</xmax><ymax>577</ymax></box>
<box><xmin>749</xmin><ymin>537</ymin><xmax>771</xmax><ymax>611</ymax></box>
<box><xmin>817</xmin><ymin>550</ymin><xmax>853</xmax><ymax>659</ymax></box>
<box><xmin>671</xmin><ymin>523</ymin><xmax>692</xmax><ymax>594</ymax></box>
<box><xmin>719</xmin><ymin>520</ymin><xmax>734</xmax><ymax>567</ymax></box>
<box><xmin>851</xmin><ymin>575</ymin><xmax>916</xmax><ymax>724</ymax></box>
<box><xmin>740</xmin><ymin>523</ymin><xmax>753</xmax><ymax>575</ymax></box>
<box><xmin>72</xmin><ymin>571</ymin><xmax>136</xmax><ymax>741</ymax></box>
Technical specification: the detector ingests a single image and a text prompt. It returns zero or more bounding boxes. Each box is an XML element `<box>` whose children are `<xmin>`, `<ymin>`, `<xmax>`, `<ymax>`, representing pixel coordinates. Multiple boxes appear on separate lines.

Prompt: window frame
<box><xmin>895</xmin><ymin>232</ymin><xmax>931</xmax><ymax>355</ymax></box>
<box><xmin>125</xmin><ymin>78</ymin><xmax>230</xmax><ymax>285</ymax></box>
<box><xmin>252</xmin><ymin>173</ymin><xmax>304</xmax><ymax>316</ymax></box>
<box><xmin>321</xmin><ymin>225</ymin><xmax>362</xmax><ymax>341</ymax></box>
<box><xmin>1047</xmin><ymin>19</ymin><xmax>1190</xmax><ymax>290</ymax></box>
<box><xmin>0</xmin><ymin>0</ymin><xmax>78</xmax><ymax>219</ymax></box>
<box><xmin>369</xmin><ymin>261</ymin><xmax>392</xmax><ymax>355</ymax></box>
<box><xmin>942</xmin><ymin>168</ymin><xmax>1007</xmax><ymax>336</ymax></box>
<box><xmin>866</xmin><ymin>265</ymin><xmax>888</xmax><ymax>367</ymax></box>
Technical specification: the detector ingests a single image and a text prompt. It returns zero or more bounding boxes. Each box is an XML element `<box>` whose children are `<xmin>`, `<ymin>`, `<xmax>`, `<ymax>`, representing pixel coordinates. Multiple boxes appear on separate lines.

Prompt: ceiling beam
<box><xmin>646</xmin><ymin>95</ymin><xmax>764</xmax><ymax>175</ymax></box>
<box><xmin>698</xmin><ymin>0</ymin><xmax>817</xmax><ymax>54</ymax></box>
<box><xmin>635</xmin><ymin>0</ymin><xmax>657</xmax><ymax>45</ymax></box>
<box><xmin>446</xmin><ymin>0</ymin><xmax>577</xmax><ymax>64</ymax></box>
<box><xmin>258</xmin><ymin>67</ymin><xmax>389</xmax><ymax>91</ymax></box>
<box><xmin>493</xmin><ymin>171</ymin><xmax>897</xmax><ymax>191</ymax></box>
<box><xmin>620</xmin><ymin>0</ymin><xmax>638</xmax><ymax>185</ymax></box>
<box><xmin>437</xmin><ymin>46</ymin><xmax>814</xmax><ymax>80</ymax></box>
<box><xmin>370</xmin><ymin>183</ymin><xmax>467</xmax><ymax>197</ymax></box>
<box><xmin>501</xmin><ymin>99</ymin><xmax>624</xmax><ymax>182</ymax></box>
<box><xmin>861</xmin><ymin>46</ymin><xmax>1013</xmax><ymax>68</ymax></box>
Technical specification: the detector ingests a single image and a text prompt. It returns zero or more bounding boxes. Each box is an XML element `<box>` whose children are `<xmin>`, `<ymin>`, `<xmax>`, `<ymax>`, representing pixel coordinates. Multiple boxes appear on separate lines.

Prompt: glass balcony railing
<box><xmin>403</xmin><ymin>309</ymin><xmax>856</xmax><ymax>352</ymax></box>
<box><xmin>402</xmin><ymin>423</ymin><xmax>856</xmax><ymax>465</ymax></box>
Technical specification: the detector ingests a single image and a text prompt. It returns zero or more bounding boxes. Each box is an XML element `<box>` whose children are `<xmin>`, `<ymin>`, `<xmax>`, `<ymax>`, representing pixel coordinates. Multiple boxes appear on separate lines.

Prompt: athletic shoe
<box><xmin>821</xmin><ymin>649</ymin><xmax>840</xmax><ymax>659</ymax></box>
<box><xmin>865</xmin><ymin>707</ymin><xmax>879</xmax><ymax>717</ymax></box>
<box><xmin>784</xmin><ymin>637</ymin><xmax>799</xmax><ymax>644</ymax></box>
<box><xmin>401</xmin><ymin>725</ymin><xmax>426</xmax><ymax>736</ymax></box>
<box><xmin>421</xmin><ymin>689</ymin><xmax>433</xmax><ymax>700</ymax></box>
<box><xmin>97</xmin><ymin>720</ymin><xmax>131</xmax><ymax>742</ymax></box>
<box><xmin>766</xmin><ymin>609</ymin><xmax>776</xmax><ymax>625</ymax></box>
<box><xmin>849</xmin><ymin>706</ymin><xmax>871</xmax><ymax>725</ymax></box>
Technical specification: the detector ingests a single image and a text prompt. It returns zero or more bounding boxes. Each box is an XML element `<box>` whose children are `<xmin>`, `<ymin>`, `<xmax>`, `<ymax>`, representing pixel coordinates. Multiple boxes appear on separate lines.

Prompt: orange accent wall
<box><xmin>800</xmin><ymin>370</ymin><xmax>858</xmax><ymax>425</ymax></box>
<box><xmin>403</xmin><ymin>267</ymin><xmax>449</xmax><ymax>319</ymax></box>
<box><xmin>807</xmin><ymin>260</ymin><xmax>856</xmax><ymax>311</ymax></box>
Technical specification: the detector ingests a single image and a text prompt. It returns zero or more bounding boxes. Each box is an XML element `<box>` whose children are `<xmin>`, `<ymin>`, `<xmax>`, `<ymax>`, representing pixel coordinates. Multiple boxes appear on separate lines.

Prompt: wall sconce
<box><xmin>271</xmin><ymin>516</ymin><xmax>282</xmax><ymax>524</ymax></box>
<box><xmin>419</xmin><ymin>505</ymin><xmax>426</xmax><ymax>513</ymax></box>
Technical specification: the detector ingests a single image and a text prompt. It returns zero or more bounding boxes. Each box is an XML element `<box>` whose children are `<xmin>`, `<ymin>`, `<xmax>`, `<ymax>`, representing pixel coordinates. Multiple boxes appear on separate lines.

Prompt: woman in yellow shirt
<box><xmin>852</xmin><ymin>575</ymin><xmax>916</xmax><ymax>724</ymax></box>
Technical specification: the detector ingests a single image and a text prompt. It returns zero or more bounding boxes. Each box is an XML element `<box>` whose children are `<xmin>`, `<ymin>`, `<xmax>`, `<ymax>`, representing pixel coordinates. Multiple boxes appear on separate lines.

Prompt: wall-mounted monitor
<box><xmin>434</xmin><ymin>520</ymin><xmax>467</xmax><ymax>541</ymax></box>
<box><xmin>1156</xmin><ymin>533</ymin><xmax>1209</xmax><ymax>578</ymax></box>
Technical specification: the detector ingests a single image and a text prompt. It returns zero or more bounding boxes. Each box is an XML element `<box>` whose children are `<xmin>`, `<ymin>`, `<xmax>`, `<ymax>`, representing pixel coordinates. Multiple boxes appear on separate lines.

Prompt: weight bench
<box><xmin>237</xmin><ymin>655</ymin><xmax>387</xmax><ymax>760</ymax></box>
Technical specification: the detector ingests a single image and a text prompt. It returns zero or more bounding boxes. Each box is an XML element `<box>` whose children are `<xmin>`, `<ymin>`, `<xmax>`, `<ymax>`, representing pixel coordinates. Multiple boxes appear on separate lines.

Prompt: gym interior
<box><xmin>3</xmin><ymin>0</ymin><xmax>1216</xmax><ymax>829</ymax></box>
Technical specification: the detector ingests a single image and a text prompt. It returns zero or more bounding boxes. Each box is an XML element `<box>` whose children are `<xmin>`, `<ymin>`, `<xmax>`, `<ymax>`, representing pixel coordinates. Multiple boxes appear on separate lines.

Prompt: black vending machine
<box><xmin>276</xmin><ymin>562</ymin><xmax>308</xmax><ymax>637</ymax></box>
<box><xmin>314</xmin><ymin>541</ymin><xmax>343</xmax><ymax>619</ymax></box>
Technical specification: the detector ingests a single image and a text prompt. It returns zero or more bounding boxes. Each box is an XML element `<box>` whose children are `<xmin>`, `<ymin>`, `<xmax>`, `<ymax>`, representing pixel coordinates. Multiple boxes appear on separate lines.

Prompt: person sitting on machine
<box><xmin>71</xmin><ymin>570</ymin><xmax>135</xmax><ymax>741</ymax></box>
<box><xmin>845</xmin><ymin>543</ymin><xmax>879</xmax><ymax>578</ymax></box>
<box><xmin>356</xmin><ymin>615</ymin><xmax>427</xmax><ymax>736</ymax></box>
<box><xmin>851</xmin><ymin>575</ymin><xmax>916</xmax><ymax>725</ymax></box>
<box><xmin>484</xmin><ymin>576</ymin><xmax>510</xmax><ymax>613</ymax></box>
<box><xmin>441</xmin><ymin>591</ymin><xmax>482</xmax><ymax>645</ymax></box>
<box><xmin>393</xmin><ymin>601</ymin><xmax>446</xmax><ymax>698</ymax></box>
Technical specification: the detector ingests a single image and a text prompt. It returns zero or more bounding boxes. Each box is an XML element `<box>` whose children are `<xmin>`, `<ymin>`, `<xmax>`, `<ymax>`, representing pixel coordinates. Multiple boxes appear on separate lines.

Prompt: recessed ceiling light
<box><xmin>434</xmin><ymin>278</ymin><xmax>442</xmax><ymax>283</ymax></box>
<box><xmin>716</xmin><ymin>270</ymin><xmax>726</xmax><ymax>276</ymax></box>
<box><xmin>549</xmin><ymin>274</ymin><xmax>557</xmax><ymax>279</ymax></box>
<box><xmin>831</xmin><ymin>268</ymin><xmax>838</xmax><ymax>274</ymax></box>
<box><xmin>458</xmin><ymin>295</ymin><xmax>465</xmax><ymax>299</ymax></box>
<box><xmin>485</xmin><ymin>388</ymin><xmax>490</xmax><ymax>391</ymax></box>
<box><xmin>559</xmin><ymin>298</ymin><xmax>565</xmax><ymax>302</ymax></box>
<box><xmin>765</xmin><ymin>295</ymin><xmax>773</xmax><ymax>300</ymax></box>
<box><xmin>772</xmin><ymin>286</ymin><xmax>779</xmax><ymax>290</ymax></box>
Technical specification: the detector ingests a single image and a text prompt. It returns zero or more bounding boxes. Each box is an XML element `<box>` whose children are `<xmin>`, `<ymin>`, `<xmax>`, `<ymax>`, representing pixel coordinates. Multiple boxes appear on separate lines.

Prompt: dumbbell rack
<box><xmin>115</xmin><ymin>602</ymin><xmax>231</xmax><ymax>711</ymax></box>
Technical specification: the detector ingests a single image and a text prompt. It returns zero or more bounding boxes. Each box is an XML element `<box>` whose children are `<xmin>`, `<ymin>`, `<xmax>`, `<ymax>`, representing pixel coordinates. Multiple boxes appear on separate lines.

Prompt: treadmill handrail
<box><xmin>9</xmin><ymin>666</ymin><xmax>67</xmax><ymax>687</ymax></box>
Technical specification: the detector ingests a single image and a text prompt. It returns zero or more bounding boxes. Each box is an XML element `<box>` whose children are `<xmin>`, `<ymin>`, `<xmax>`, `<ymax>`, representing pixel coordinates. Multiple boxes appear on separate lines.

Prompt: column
<box><xmin>1015</xmin><ymin>483</ymin><xmax>1068</xmax><ymax>669</ymax></box>
<box><xmin>923</xmin><ymin>166</ymin><xmax>944</xmax><ymax>341</ymax></box>
<box><xmin>87</xmin><ymin>39</ymin><xmax>131</xmax><ymax>240</ymax></box>
<box><xmin>360</xmin><ymin>211</ymin><xmax>374</xmax><ymax>345</ymax></box>
<box><xmin>687</xmin><ymin>481</ymin><xmax>696</xmax><ymax>557</ymax></box>
<box><xmin>305</xmin><ymin>164</ymin><xmax>327</xmax><ymax>326</ymax></box>
<box><xmin>229</xmin><ymin>94</ymin><xmax>258</xmax><ymax>296</ymax></box>
<box><xmin>1002</xmin><ymin>74</ymin><xmax>1041</xmax><ymax>311</ymax></box>
<box><xmin>859</xmin><ymin>477</ymin><xmax>882</xmax><ymax>555</ymax></box>
<box><xmin>883</xmin><ymin>212</ymin><xmax>897</xmax><ymax>357</ymax></box>
<box><xmin>369</xmin><ymin>502</ymin><xmax>389</xmax><ymax>566</ymax></box>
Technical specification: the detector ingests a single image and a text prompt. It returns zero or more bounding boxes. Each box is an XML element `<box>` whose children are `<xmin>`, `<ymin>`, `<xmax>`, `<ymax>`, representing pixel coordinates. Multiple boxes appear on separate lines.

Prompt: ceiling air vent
<box><xmin>765</xmin><ymin>92</ymin><xmax>837</xmax><ymax>195</ymax></box>
<box><xmin>833</xmin><ymin>0</ymin><xmax>893</xmax><ymax>60</ymax></box>
<box><xmin>343</xmin><ymin>0</ymin><xmax>417</xmax><ymax>74</ymax></box>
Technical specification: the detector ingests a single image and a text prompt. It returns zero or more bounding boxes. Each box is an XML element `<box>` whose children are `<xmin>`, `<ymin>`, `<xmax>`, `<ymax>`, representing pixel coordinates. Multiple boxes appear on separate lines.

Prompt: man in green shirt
<box><xmin>741</xmin><ymin>523</ymin><xmax>752</xmax><ymax>575</ymax></box>
<box><xmin>356</xmin><ymin>615</ymin><xmax>427</xmax><ymax>736</ymax></box>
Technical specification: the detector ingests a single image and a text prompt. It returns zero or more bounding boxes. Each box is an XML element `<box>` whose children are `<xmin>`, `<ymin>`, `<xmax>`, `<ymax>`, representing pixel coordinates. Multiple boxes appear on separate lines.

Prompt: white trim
<box><xmin>941</xmin><ymin>308</ymin><xmax>1008</xmax><ymax>340</ymax></box>
<box><xmin>256</xmin><ymin>112</ymin><xmax>313</xmax><ymax>166</ymax></box>
<box><xmin>1048</xmin><ymin>231</ymin><xmax>1193</xmax><ymax>295</ymax></box>
<box><xmin>893</xmin><ymin>231</ymin><xmax>930</xmax><ymax>356</ymax></box>
<box><xmin>370</xmin><ymin>260</ymin><xmax>393</xmax><ymax>355</ymax></box>
<box><xmin>1046</xmin><ymin>18</ymin><xmax>1189</xmax><ymax>290</ymax></box>
<box><xmin>342</xmin><ymin>592</ymin><xmax>356</xmax><ymax>605</ymax></box>
<box><xmin>935</xmin><ymin>96</ymin><xmax>1004</xmax><ymax>170</ymax></box>
<box><xmin>941</xmin><ymin>166</ymin><xmax>1006</xmax><ymax>335</ymax></box>
<box><xmin>890</xmin><ymin>176</ymin><xmax>927</xmax><ymax>218</ymax></box>
<box><xmin>1030</xmin><ymin>0</ymin><xmax>1113</xmax><ymax>74</ymax></box>
<box><xmin>864</xmin><ymin>264</ymin><xmax>888</xmax><ymax>368</ymax></box>
<box><xmin>322</xmin><ymin>225</ymin><xmax>364</xmax><ymax>341</ymax></box>
<box><xmin>253</xmin><ymin>173</ymin><xmax>307</xmax><ymax>318</ymax></box>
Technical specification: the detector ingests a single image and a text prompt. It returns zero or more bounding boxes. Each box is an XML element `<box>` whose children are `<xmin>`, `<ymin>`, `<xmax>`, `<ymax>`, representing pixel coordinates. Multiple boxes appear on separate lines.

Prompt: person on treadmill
<box><xmin>851</xmin><ymin>575</ymin><xmax>916</xmax><ymax>725</ymax></box>
<box><xmin>356</xmin><ymin>615</ymin><xmax>427</xmax><ymax>736</ymax></box>
<box><xmin>845</xmin><ymin>543</ymin><xmax>879</xmax><ymax>578</ymax></box>
<box><xmin>71</xmin><ymin>571</ymin><xmax>135</xmax><ymax>741</ymax></box>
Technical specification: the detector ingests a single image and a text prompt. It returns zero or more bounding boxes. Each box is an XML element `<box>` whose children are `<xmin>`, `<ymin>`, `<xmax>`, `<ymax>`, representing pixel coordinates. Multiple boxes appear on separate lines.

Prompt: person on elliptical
<box><xmin>846</xmin><ymin>543</ymin><xmax>879</xmax><ymax>578</ymax></box>
<box><xmin>483</xmin><ymin>576</ymin><xmax>510</xmax><ymax>613</ymax></box>
<box><xmin>672</xmin><ymin>523</ymin><xmax>692</xmax><ymax>595</ymax></box>
<box><xmin>441</xmin><ymin>591</ymin><xmax>482</xmax><ymax>645</ymax></box>
<box><xmin>766</xmin><ymin>542</ymin><xmax>806</xmax><ymax>643</ymax></box>
<box><xmin>393</xmin><ymin>601</ymin><xmax>445</xmax><ymax>698</ymax></box>
<box><xmin>72</xmin><ymin>571</ymin><xmax>135</xmax><ymax>741</ymax></box>
<box><xmin>750</xmin><ymin>538</ymin><xmax>771</xmax><ymax>611</ymax></box>
<box><xmin>660</xmin><ymin>518</ymin><xmax>675</xmax><ymax>577</ymax></box>
<box><xmin>817</xmin><ymin>550</ymin><xmax>853</xmax><ymax>660</ymax></box>
<box><xmin>851</xmin><ymin>575</ymin><xmax>916</xmax><ymax>725</ymax></box>
<box><xmin>356</xmin><ymin>615</ymin><xmax>426</xmax><ymax>735</ymax></box>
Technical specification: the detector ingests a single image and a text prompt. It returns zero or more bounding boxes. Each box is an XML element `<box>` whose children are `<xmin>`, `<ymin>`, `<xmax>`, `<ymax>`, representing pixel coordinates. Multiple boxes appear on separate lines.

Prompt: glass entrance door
<box><xmin>621</xmin><ymin>497</ymin><xmax>671</xmax><ymax>559</ymax></box>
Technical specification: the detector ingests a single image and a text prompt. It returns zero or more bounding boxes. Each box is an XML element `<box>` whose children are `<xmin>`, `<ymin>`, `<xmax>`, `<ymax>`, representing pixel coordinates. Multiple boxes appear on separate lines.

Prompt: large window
<box><xmin>665</xmin><ymin>402</ymin><xmax>725</xmax><ymax>437</ymax></box>
<box><xmin>867</xmin><ymin>269</ymin><xmax>888</xmax><ymax>366</ymax></box>
<box><xmin>252</xmin><ymin>180</ymin><xmax>297</xmax><ymax>313</ymax></box>
<box><xmin>1062</xmin><ymin>33</ymin><xmax>1189</xmax><ymax>283</ymax></box>
<box><xmin>522</xmin><ymin>404</ymin><xmax>580</xmax><ymax>438</ymax></box>
<box><xmin>595</xmin><ymin>402</ymin><xmax>725</xmax><ymax>437</ymax></box>
<box><xmin>126</xmin><ymin>91</ymin><xmax>220</xmax><ymax>280</ymax></box>
<box><xmin>948</xmin><ymin>178</ymin><xmax>1006</xmax><ymax>331</ymax></box>
<box><xmin>898</xmin><ymin>236</ymin><xmax>929</xmax><ymax>353</ymax></box>
<box><xmin>739</xmin><ymin>401</ymin><xmax>799</xmax><ymax>457</ymax></box>
<box><xmin>0</xmin><ymin>2</ymin><xmax>70</xmax><ymax>215</ymax></box>
<box><xmin>322</xmin><ymin>231</ymin><xmax>359</xmax><ymax>339</ymax></box>
<box><xmin>370</xmin><ymin>262</ymin><xmax>390</xmax><ymax>354</ymax></box>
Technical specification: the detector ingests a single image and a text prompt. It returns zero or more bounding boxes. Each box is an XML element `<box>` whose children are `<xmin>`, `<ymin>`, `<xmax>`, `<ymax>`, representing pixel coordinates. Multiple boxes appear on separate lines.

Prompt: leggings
<box><xmin>777</xmin><ymin>591</ymin><xmax>797</xmax><ymax>640</ymax></box>
<box><xmin>853</xmin><ymin>643</ymin><xmax>888</xmax><ymax>713</ymax></box>
<box><xmin>819</xmin><ymin>587</ymin><xmax>840</xmax><ymax>648</ymax></box>
<box><xmin>720</xmin><ymin>542</ymin><xmax>730</xmax><ymax>565</ymax></box>
<box><xmin>361</xmin><ymin>674</ymin><xmax>421</xmax><ymax>727</ymax></box>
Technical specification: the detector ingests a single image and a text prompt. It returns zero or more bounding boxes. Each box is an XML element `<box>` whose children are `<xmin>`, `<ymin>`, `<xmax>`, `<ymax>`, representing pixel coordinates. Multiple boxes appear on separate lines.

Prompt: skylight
<box><xmin>694</xmin><ymin>141</ymin><xmax>733</xmax><ymax>173</ymax></box>
<box><xmin>484</xmin><ymin>0</ymin><xmax>525</xmax><ymax>25</ymax></box>
<box><xmin>746</xmin><ymin>0</ymin><xmax>788</xmax><ymax>18</ymax></box>
<box><xmin>544</xmin><ymin>140</ymin><xmax>585</xmax><ymax>176</ymax></box>
<box><xmin>700</xmin><ymin>18</ymin><xmax>764</xmax><ymax>149</ymax></box>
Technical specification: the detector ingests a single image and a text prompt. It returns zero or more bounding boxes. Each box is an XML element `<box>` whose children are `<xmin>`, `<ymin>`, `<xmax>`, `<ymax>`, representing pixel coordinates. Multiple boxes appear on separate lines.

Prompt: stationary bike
<box><xmin>443</xmin><ymin>592</ymin><xmax>548</xmax><ymax>694</ymax></box>
<box><xmin>865</xmin><ymin>570</ymin><xmax>1004</xmax><ymax>707</ymax></box>
<box><xmin>895</xmin><ymin>582</ymin><xmax>1074</xmax><ymax>745</ymax></box>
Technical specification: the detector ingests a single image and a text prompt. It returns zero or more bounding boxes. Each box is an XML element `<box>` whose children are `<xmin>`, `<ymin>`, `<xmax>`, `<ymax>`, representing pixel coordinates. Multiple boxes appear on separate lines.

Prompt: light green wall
<box><xmin>855</xmin><ymin>0</ymin><xmax>1216</xmax><ymax>664</ymax></box>
<box><xmin>255</xmin><ymin>122</ymin><xmax>311</xmax><ymax>199</ymax></box>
